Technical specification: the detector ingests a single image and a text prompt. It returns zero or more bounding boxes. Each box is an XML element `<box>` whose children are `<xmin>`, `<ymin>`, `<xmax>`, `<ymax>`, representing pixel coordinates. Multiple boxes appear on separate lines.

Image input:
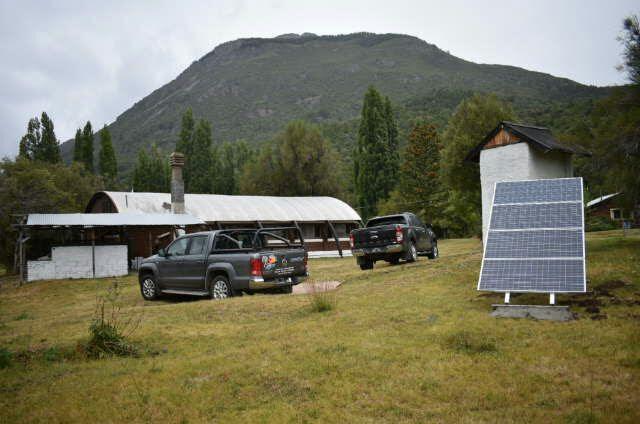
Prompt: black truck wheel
<box><xmin>359</xmin><ymin>260</ymin><xmax>374</xmax><ymax>270</ymax></box>
<box><xmin>387</xmin><ymin>255</ymin><xmax>400</xmax><ymax>265</ymax></box>
<box><xmin>405</xmin><ymin>241</ymin><xmax>417</xmax><ymax>263</ymax></box>
<box><xmin>427</xmin><ymin>242</ymin><xmax>439</xmax><ymax>260</ymax></box>
<box><xmin>140</xmin><ymin>274</ymin><xmax>160</xmax><ymax>301</ymax></box>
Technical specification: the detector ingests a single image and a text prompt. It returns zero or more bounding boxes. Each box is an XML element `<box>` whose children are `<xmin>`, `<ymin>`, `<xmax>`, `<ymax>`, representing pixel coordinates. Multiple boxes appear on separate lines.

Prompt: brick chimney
<box><xmin>169</xmin><ymin>152</ymin><xmax>185</xmax><ymax>214</ymax></box>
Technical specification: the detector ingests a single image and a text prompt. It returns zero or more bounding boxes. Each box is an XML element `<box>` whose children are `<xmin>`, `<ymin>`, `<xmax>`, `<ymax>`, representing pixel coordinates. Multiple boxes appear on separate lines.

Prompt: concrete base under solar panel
<box><xmin>490</xmin><ymin>305</ymin><xmax>575</xmax><ymax>321</ymax></box>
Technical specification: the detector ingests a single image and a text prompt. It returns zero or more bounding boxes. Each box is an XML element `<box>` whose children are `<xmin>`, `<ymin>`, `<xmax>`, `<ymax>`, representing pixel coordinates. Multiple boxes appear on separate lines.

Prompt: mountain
<box><xmin>60</xmin><ymin>32</ymin><xmax>612</xmax><ymax>176</ymax></box>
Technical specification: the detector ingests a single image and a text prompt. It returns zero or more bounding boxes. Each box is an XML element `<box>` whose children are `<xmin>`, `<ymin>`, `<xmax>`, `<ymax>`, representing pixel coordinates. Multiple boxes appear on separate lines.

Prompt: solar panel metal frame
<box><xmin>477</xmin><ymin>177</ymin><xmax>586</xmax><ymax>294</ymax></box>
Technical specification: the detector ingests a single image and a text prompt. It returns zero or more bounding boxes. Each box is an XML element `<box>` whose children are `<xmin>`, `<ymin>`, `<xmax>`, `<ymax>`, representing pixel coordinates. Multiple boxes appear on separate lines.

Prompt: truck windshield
<box><xmin>366</xmin><ymin>216</ymin><xmax>407</xmax><ymax>227</ymax></box>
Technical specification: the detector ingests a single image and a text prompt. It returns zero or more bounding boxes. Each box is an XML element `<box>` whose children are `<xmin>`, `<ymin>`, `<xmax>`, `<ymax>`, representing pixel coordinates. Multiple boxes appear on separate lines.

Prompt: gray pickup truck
<box><xmin>350</xmin><ymin>213</ymin><xmax>438</xmax><ymax>270</ymax></box>
<box><xmin>137</xmin><ymin>227</ymin><xmax>308</xmax><ymax>300</ymax></box>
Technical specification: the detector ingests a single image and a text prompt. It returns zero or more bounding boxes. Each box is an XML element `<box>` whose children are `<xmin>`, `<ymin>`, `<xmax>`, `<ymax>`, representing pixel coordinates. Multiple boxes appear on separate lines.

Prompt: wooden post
<box><xmin>91</xmin><ymin>229</ymin><xmax>96</xmax><ymax>279</ymax></box>
<box><xmin>326</xmin><ymin>220</ymin><xmax>343</xmax><ymax>258</ymax></box>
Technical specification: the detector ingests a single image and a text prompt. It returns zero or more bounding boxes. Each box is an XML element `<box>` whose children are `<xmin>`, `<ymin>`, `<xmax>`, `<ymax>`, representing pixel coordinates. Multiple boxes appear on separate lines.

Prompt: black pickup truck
<box><xmin>349</xmin><ymin>213</ymin><xmax>438</xmax><ymax>270</ymax></box>
<box><xmin>137</xmin><ymin>227</ymin><xmax>308</xmax><ymax>300</ymax></box>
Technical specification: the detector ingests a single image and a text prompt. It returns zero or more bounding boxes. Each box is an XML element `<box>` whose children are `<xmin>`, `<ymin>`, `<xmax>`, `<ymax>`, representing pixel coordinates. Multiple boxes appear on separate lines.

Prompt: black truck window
<box><xmin>366</xmin><ymin>215</ymin><xmax>407</xmax><ymax>227</ymax></box>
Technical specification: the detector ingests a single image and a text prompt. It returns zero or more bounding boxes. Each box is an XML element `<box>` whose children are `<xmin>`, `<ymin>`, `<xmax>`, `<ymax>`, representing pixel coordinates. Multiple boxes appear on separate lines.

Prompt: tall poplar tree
<box><xmin>98</xmin><ymin>125</ymin><xmax>118</xmax><ymax>186</ymax></box>
<box><xmin>188</xmin><ymin>119</ymin><xmax>213</xmax><ymax>193</ymax></box>
<box><xmin>132</xmin><ymin>144</ymin><xmax>169</xmax><ymax>192</ymax></box>
<box><xmin>18</xmin><ymin>117</ymin><xmax>41</xmax><ymax>160</ymax></box>
<box><xmin>38</xmin><ymin>112</ymin><xmax>61</xmax><ymax>163</ymax></box>
<box><xmin>354</xmin><ymin>86</ymin><xmax>398</xmax><ymax>218</ymax></box>
<box><xmin>81</xmin><ymin>121</ymin><xmax>94</xmax><ymax>173</ymax></box>
<box><xmin>73</xmin><ymin>128</ymin><xmax>83</xmax><ymax>163</ymax></box>
<box><xmin>176</xmin><ymin>107</ymin><xmax>195</xmax><ymax>189</ymax></box>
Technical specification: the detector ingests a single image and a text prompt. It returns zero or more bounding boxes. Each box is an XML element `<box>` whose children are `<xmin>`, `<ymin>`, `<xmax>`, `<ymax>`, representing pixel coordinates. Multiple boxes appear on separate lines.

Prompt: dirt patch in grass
<box><xmin>594</xmin><ymin>279</ymin><xmax>629</xmax><ymax>296</ymax></box>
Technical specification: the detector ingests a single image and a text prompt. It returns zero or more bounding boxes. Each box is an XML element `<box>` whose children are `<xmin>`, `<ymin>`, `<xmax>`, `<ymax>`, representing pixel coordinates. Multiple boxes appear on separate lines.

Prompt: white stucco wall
<box><xmin>479</xmin><ymin>143</ymin><xmax>573</xmax><ymax>243</ymax></box>
<box><xmin>27</xmin><ymin>245</ymin><xmax>128</xmax><ymax>282</ymax></box>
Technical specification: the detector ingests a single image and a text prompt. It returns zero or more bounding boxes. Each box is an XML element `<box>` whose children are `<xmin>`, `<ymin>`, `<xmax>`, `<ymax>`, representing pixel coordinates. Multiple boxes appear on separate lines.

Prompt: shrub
<box><xmin>84</xmin><ymin>281</ymin><xmax>141</xmax><ymax>358</ymax></box>
<box><xmin>0</xmin><ymin>347</ymin><xmax>12</xmax><ymax>368</ymax></box>
<box><xmin>445</xmin><ymin>331</ymin><xmax>497</xmax><ymax>354</ymax></box>
<box><xmin>585</xmin><ymin>216</ymin><xmax>617</xmax><ymax>232</ymax></box>
<box><xmin>308</xmin><ymin>283</ymin><xmax>337</xmax><ymax>313</ymax></box>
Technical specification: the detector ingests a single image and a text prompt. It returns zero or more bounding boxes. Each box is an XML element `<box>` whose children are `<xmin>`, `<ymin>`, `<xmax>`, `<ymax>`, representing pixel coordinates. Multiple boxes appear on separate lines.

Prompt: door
<box><xmin>180</xmin><ymin>235</ymin><xmax>209</xmax><ymax>290</ymax></box>
<box><xmin>410</xmin><ymin>214</ymin><xmax>430</xmax><ymax>251</ymax></box>
<box><xmin>157</xmin><ymin>237</ymin><xmax>190</xmax><ymax>288</ymax></box>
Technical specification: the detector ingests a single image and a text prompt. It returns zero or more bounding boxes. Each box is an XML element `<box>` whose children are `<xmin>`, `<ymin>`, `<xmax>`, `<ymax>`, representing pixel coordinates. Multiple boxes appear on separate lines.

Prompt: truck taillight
<box><xmin>250</xmin><ymin>257</ymin><xmax>263</xmax><ymax>276</ymax></box>
<box><xmin>349</xmin><ymin>233</ymin><xmax>354</xmax><ymax>248</ymax></box>
<box><xmin>395</xmin><ymin>225</ymin><xmax>403</xmax><ymax>243</ymax></box>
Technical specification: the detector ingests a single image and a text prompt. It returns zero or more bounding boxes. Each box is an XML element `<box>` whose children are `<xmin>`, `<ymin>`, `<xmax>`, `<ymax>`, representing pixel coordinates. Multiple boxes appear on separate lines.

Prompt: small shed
<box><xmin>466</xmin><ymin>122</ymin><xmax>589</xmax><ymax>242</ymax></box>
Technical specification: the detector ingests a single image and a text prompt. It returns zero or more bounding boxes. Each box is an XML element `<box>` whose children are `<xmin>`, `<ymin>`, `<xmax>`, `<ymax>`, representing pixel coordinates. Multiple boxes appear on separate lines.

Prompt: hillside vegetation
<box><xmin>1</xmin><ymin>230</ymin><xmax>638</xmax><ymax>422</ymax></box>
<box><xmin>60</xmin><ymin>32</ymin><xmax>611</xmax><ymax>176</ymax></box>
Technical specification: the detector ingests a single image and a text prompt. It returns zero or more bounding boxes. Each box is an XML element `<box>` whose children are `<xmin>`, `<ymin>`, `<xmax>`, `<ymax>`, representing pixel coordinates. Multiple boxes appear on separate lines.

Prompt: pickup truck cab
<box><xmin>138</xmin><ymin>227</ymin><xmax>308</xmax><ymax>300</ymax></box>
<box><xmin>349</xmin><ymin>213</ymin><xmax>438</xmax><ymax>270</ymax></box>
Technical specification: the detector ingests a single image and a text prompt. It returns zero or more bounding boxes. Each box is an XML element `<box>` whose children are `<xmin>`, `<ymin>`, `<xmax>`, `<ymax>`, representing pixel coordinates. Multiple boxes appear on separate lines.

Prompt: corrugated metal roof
<box><xmin>25</xmin><ymin>213</ymin><xmax>204</xmax><ymax>227</ymax></box>
<box><xmin>586</xmin><ymin>193</ymin><xmax>621</xmax><ymax>208</ymax></box>
<box><xmin>95</xmin><ymin>192</ymin><xmax>362</xmax><ymax>223</ymax></box>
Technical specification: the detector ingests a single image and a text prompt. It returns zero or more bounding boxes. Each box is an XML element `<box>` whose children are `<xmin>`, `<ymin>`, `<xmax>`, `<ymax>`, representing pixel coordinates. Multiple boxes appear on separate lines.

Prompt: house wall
<box><xmin>479</xmin><ymin>143</ymin><xmax>573</xmax><ymax>243</ymax></box>
<box><xmin>27</xmin><ymin>245</ymin><xmax>128</xmax><ymax>282</ymax></box>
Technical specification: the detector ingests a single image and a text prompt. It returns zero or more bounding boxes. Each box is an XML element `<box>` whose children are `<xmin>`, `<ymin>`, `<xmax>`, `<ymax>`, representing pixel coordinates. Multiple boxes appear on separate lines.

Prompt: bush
<box><xmin>308</xmin><ymin>283</ymin><xmax>337</xmax><ymax>313</ymax></box>
<box><xmin>585</xmin><ymin>215</ymin><xmax>617</xmax><ymax>232</ymax></box>
<box><xmin>84</xmin><ymin>281</ymin><xmax>141</xmax><ymax>359</ymax></box>
<box><xmin>445</xmin><ymin>331</ymin><xmax>497</xmax><ymax>354</ymax></box>
<box><xmin>0</xmin><ymin>347</ymin><xmax>12</xmax><ymax>369</ymax></box>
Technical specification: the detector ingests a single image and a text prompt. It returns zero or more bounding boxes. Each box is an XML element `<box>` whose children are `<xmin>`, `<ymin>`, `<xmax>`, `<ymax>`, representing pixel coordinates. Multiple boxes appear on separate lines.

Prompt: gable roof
<box><xmin>86</xmin><ymin>192</ymin><xmax>362</xmax><ymax>223</ymax></box>
<box><xmin>465</xmin><ymin>121</ymin><xmax>591</xmax><ymax>162</ymax></box>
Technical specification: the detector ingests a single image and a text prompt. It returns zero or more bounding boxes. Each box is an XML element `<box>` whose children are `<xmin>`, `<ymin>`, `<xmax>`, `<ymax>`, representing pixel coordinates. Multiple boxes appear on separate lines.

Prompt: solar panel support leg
<box><xmin>549</xmin><ymin>293</ymin><xmax>555</xmax><ymax>305</ymax></box>
<box><xmin>504</xmin><ymin>292</ymin><xmax>510</xmax><ymax>304</ymax></box>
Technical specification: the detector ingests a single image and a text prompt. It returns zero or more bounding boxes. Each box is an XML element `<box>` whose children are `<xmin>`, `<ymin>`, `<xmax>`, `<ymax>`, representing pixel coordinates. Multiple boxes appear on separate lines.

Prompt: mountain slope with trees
<box><xmin>59</xmin><ymin>32</ymin><xmax>612</xmax><ymax>176</ymax></box>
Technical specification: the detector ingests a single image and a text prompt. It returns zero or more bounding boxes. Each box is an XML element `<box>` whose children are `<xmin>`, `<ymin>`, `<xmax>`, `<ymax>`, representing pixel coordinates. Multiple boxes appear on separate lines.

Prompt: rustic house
<box><xmin>586</xmin><ymin>193</ymin><xmax>639</xmax><ymax>227</ymax></box>
<box><xmin>466</xmin><ymin>121</ymin><xmax>589</xmax><ymax>242</ymax></box>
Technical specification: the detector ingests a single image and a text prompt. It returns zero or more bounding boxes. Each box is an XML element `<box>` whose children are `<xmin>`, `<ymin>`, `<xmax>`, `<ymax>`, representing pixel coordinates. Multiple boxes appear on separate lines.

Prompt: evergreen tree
<box><xmin>188</xmin><ymin>119</ymin><xmax>213</xmax><ymax>193</ymax></box>
<box><xmin>439</xmin><ymin>93</ymin><xmax>514</xmax><ymax>236</ymax></box>
<box><xmin>81</xmin><ymin>121</ymin><xmax>94</xmax><ymax>173</ymax></box>
<box><xmin>354</xmin><ymin>86</ymin><xmax>397</xmax><ymax>218</ymax></box>
<box><xmin>38</xmin><ymin>112</ymin><xmax>61</xmax><ymax>163</ymax></box>
<box><xmin>73</xmin><ymin>128</ymin><xmax>83</xmax><ymax>163</ymax></box>
<box><xmin>379</xmin><ymin>122</ymin><xmax>442</xmax><ymax>227</ymax></box>
<box><xmin>98</xmin><ymin>125</ymin><xmax>118</xmax><ymax>186</ymax></box>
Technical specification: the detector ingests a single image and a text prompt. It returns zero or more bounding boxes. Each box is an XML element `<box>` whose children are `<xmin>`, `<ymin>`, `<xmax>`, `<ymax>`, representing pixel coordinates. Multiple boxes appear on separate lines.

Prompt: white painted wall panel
<box><xmin>27</xmin><ymin>245</ymin><xmax>128</xmax><ymax>281</ymax></box>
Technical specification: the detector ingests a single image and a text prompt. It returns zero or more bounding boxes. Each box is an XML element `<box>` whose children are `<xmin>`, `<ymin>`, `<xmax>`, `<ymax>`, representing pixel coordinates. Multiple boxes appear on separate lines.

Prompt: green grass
<box><xmin>1</xmin><ymin>231</ymin><xmax>639</xmax><ymax>422</ymax></box>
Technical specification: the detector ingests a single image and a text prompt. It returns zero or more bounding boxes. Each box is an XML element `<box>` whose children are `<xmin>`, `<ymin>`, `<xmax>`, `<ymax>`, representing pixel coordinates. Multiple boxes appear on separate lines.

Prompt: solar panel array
<box><xmin>478</xmin><ymin>178</ymin><xmax>586</xmax><ymax>293</ymax></box>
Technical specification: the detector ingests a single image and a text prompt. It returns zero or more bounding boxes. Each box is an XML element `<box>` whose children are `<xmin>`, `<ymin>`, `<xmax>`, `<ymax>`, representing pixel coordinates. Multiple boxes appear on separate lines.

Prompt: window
<box><xmin>366</xmin><ymin>215</ymin><xmax>407</xmax><ymax>227</ymax></box>
<box><xmin>188</xmin><ymin>236</ymin><xmax>207</xmax><ymax>255</ymax></box>
<box><xmin>610</xmin><ymin>209</ymin><xmax>622</xmax><ymax>220</ymax></box>
<box><xmin>167</xmin><ymin>237</ymin><xmax>189</xmax><ymax>256</ymax></box>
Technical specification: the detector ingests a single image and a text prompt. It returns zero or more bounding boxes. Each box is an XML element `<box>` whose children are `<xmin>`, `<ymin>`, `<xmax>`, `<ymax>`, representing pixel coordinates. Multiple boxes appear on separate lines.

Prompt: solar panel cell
<box><xmin>479</xmin><ymin>259</ymin><xmax>584</xmax><ymax>292</ymax></box>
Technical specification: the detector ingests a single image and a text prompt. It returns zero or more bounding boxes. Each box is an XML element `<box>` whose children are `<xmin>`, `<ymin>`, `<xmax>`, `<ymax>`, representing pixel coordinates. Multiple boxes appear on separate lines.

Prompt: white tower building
<box><xmin>465</xmin><ymin>122</ymin><xmax>587</xmax><ymax>244</ymax></box>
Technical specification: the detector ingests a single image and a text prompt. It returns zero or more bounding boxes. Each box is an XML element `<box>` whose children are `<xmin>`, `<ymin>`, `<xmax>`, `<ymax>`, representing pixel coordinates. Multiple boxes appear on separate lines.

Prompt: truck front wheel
<box><xmin>359</xmin><ymin>259</ymin><xmax>374</xmax><ymax>270</ymax></box>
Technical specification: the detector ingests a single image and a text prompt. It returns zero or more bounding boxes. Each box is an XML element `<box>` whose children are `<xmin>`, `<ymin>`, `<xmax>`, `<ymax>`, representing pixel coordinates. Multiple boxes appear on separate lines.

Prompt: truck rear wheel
<box><xmin>427</xmin><ymin>242</ymin><xmax>439</xmax><ymax>260</ymax></box>
<box><xmin>405</xmin><ymin>241</ymin><xmax>417</xmax><ymax>263</ymax></box>
<box><xmin>210</xmin><ymin>275</ymin><xmax>233</xmax><ymax>300</ymax></box>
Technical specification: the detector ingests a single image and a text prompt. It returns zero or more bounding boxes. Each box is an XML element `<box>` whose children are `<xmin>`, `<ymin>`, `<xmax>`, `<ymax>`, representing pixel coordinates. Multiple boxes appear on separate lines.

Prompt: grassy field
<box><xmin>1</xmin><ymin>230</ymin><xmax>639</xmax><ymax>423</ymax></box>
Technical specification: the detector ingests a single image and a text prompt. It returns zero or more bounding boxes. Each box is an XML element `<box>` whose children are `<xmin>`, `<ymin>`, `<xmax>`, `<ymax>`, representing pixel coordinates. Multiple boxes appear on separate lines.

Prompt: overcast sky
<box><xmin>0</xmin><ymin>0</ymin><xmax>637</xmax><ymax>158</ymax></box>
